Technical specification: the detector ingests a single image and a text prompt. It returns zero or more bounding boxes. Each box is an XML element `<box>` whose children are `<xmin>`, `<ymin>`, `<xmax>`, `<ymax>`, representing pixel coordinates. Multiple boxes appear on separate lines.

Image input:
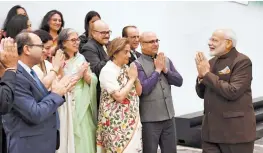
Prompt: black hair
<box><xmin>122</xmin><ymin>25</ymin><xmax>137</xmax><ymax>37</ymax></box>
<box><xmin>6</xmin><ymin>14</ymin><xmax>29</xmax><ymax>39</ymax></box>
<box><xmin>2</xmin><ymin>5</ymin><xmax>27</xmax><ymax>31</ymax></box>
<box><xmin>84</xmin><ymin>11</ymin><xmax>101</xmax><ymax>37</ymax></box>
<box><xmin>15</xmin><ymin>31</ymin><xmax>33</xmax><ymax>55</ymax></box>
<box><xmin>33</xmin><ymin>29</ymin><xmax>53</xmax><ymax>44</ymax></box>
<box><xmin>39</xmin><ymin>10</ymin><xmax>64</xmax><ymax>34</ymax></box>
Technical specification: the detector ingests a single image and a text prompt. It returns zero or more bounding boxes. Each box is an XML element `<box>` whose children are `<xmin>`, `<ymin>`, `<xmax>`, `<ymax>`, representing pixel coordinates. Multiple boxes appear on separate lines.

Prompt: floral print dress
<box><xmin>97</xmin><ymin>61</ymin><xmax>142</xmax><ymax>153</ymax></box>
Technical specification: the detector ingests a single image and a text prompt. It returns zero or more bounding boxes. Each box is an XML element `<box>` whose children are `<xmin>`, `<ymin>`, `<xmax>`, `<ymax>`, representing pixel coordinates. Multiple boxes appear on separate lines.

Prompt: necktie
<box><xmin>30</xmin><ymin>69</ymin><xmax>60</xmax><ymax>129</ymax></box>
<box><xmin>30</xmin><ymin>69</ymin><xmax>45</xmax><ymax>93</ymax></box>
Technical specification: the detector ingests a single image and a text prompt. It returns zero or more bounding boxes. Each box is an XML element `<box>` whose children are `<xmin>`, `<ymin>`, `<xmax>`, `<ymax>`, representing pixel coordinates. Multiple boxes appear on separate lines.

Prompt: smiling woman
<box><xmin>40</xmin><ymin>10</ymin><xmax>65</xmax><ymax>61</ymax></box>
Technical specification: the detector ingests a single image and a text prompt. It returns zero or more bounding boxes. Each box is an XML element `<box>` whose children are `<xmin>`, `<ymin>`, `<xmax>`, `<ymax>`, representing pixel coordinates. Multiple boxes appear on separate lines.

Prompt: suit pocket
<box><xmin>223</xmin><ymin>112</ymin><xmax>244</xmax><ymax>118</ymax></box>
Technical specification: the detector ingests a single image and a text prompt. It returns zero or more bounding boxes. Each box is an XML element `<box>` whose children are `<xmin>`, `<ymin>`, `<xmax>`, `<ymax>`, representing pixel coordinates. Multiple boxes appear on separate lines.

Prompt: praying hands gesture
<box><xmin>71</xmin><ymin>62</ymin><xmax>91</xmax><ymax>84</ymax></box>
<box><xmin>195</xmin><ymin>52</ymin><xmax>210</xmax><ymax>78</ymax></box>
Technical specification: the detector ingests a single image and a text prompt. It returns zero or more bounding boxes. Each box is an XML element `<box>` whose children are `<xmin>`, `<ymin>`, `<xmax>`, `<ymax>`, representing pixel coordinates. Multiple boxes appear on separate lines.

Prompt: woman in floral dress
<box><xmin>97</xmin><ymin>37</ymin><xmax>142</xmax><ymax>153</ymax></box>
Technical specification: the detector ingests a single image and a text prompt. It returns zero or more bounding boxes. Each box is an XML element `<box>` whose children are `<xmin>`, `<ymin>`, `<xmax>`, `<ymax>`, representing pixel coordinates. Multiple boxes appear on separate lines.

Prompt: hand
<box><xmin>158</xmin><ymin>52</ymin><xmax>168</xmax><ymax>73</ymax></box>
<box><xmin>195</xmin><ymin>52</ymin><xmax>210</xmax><ymax>78</ymax></box>
<box><xmin>77</xmin><ymin>62</ymin><xmax>89</xmax><ymax>78</ymax></box>
<box><xmin>52</xmin><ymin>49</ymin><xmax>65</xmax><ymax>72</ymax></box>
<box><xmin>128</xmin><ymin>63</ymin><xmax>138</xmax><ymax>81</ymax></box>
<box><xmin>154</xmin><ymin>54</ymin><xmax>165</xmax><ymax>73</ymax></box>
<box><xmin>0</xmin><ymin>29</ymin><xmax>4</xmax><ymax>40</ymax></box>
<box><xmin>0</xmin><ymin>37</ymin><xmax>18</xmax><ymax>70</ymax></box>
<box><xmin>83</xmin><ymin>69</ymin><xmax>91</xmax><ymax>84</ymax></box>
<box><xmin>51</xmin><ymin>75</ymin><xmax>78</xmax><ymax>96</ymax></box>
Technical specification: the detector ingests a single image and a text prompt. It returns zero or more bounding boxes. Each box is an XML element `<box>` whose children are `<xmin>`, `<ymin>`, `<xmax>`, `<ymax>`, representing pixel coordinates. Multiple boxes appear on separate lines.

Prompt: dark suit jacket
<box><xmin>80</xmin><ymin>38</ymin><xmax>108</xmax><ymax>77</ymax></box>
<box><xmin>0</xmin><ymin>71</ymin><xmax>16</xmax><ymax>153</ymax></box>
<box><xmin>195</xmin><ymin>48</ymin><xmax>256</xmax><ymax>144</ymax></box>
<box><xmin>80</xmin><ymin>38</ymin><xmax>108</xmax><ymax>106</ymax></box>
<box><xmin>128</xmin><ymin>50</ymin><xmax>141</xmax><ymax>66</ymax></box>
<box><xmin>2</xmin><ymin>64</ymin><xmax>65</xmax><ymax>153</ymax></box>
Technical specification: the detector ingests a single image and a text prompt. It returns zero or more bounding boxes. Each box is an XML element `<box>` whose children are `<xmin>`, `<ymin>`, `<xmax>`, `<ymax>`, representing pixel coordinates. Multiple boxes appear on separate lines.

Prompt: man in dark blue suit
<box><xmin>2</xmin><ymin>32</ymin><xmax>76</xmax><ymax>153</ymax></box>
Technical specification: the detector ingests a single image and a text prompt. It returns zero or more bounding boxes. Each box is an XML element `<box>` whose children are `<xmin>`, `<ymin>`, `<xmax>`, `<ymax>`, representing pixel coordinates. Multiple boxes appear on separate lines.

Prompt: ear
<box><xmin>23</xmin><ymin>45</ymin><xmax>31</xmax><ymax>56</ymax></box>
<box><xmin>225</xmin><ymin>40</ymin><xmax>233</xmax><ymax>50</ymax></box>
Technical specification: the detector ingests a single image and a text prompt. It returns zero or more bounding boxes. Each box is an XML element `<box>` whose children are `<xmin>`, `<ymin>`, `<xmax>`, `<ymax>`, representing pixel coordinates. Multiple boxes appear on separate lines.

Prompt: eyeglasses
<box><xmin>128</xmin><ymin>36</ymin><xmax>140</xmax><ymax>40</ymax></box>
<box><xmin>93</xmin><ymin>30</ymin><xmax>112</xmax><ymax>35</ymax></box>
<box><xmin>66</xmin><ymin>38</ymin><xmax>80</xmax><ymax>44</ymax></box>
<box><xmin>142</xmin><ymin>39</ymin><xmax>160</xmax><ymax>44</ymax></box>
<box><xmin>27</xmin><ymin>44</ymin><xmax>44</xmax><ymax>49</ymax></box>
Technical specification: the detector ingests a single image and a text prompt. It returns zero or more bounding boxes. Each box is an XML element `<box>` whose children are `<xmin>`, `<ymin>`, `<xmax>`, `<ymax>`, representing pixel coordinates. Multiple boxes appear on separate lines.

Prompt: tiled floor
<box><xmin>157</xmin><ymin>137</ymin><xmax>263</xmax><ymax>153</ymax></box>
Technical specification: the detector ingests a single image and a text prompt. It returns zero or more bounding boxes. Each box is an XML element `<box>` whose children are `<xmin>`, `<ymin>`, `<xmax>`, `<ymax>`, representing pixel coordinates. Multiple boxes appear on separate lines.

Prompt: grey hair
<box><xmin>56</xmin><ymin>28</ymin><xmax>78</xmax><ymax>59</ymax></box>
<box><xmin>222</xmin><ymin>29</ymin><xmax>237</xmax><ymax>47</ymax></box>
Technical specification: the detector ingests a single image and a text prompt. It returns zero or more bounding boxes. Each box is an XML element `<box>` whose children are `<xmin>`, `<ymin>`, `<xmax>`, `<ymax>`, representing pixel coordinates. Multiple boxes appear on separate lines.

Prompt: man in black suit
<box><xmin>122</xmin><ymin>25</ymin><xmax>141</xmax><ymax>65</ymax></box>
<box><xmin>0</xmin><ymin>37</ymin><xmax>18</xmax><ymax>153</ymax></box>
<box><xmin>80</xmin><ymin>20</ymin><xmax>111</xmax><ymax>106</ymax></box>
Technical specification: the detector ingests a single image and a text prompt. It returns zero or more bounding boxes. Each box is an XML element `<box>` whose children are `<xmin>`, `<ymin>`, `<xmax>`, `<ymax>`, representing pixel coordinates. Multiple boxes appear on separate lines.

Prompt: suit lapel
<box><xmin>17</xmin><ymin>64</ymin><xmax>47</xmax><ymax>95</ymax></box>
<box><xmin>92</xmin><ymin>39</ymin><xmax>108</xmax><ymax>60</ymax></box>
<box><xmin>101</xmin><ymin>46</ymin><xmax>108</xmax><ymax>60</ymax></box>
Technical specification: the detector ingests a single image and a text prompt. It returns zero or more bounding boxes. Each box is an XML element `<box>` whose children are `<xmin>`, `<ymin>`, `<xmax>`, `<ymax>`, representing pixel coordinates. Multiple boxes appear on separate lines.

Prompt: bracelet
<box><xmin>50</xmin><ymin>69</ymin><xmax>58</xmax><ymax>75</ymax></box>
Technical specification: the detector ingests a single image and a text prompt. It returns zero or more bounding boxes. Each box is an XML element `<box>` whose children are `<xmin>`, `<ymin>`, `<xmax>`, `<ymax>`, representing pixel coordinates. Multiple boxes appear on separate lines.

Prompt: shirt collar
<box><xmin>18</xmin><ymin>60</ymin><xmax>33</xmax><ymax>77</ymax></box>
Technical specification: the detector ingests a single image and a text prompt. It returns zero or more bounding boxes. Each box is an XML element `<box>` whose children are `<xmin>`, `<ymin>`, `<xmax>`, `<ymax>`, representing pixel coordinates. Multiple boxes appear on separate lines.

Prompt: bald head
<box><xmin>16</xmin><ymin>32</ymin><xmax>43</xmax><ymax>67</ymax></box>
<box><xmin>140</xmin><ymin>32</ymin><xmax>156</xmax><ymax>42</ymax></box>
<box><xmin>91</xmin><ymin>20</ymin><xmax>110</xmax><ymax>45</ymax></box>
<box><xmin>93</xmin><ymin>20</ymin><xmax>109</xmax><ymax>32</ymax></box>
<box><xmin>140</xmin><ymin>31</ymin><xmax>159</xmax><ymax>56</ymax></box>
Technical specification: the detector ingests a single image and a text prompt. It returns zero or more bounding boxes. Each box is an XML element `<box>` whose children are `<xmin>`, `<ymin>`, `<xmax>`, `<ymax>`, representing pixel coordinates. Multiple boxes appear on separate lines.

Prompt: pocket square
<box><xmin>218</xmin><ymin>66</ymin><xmax>231</xmax><ymax>74</ymax></box>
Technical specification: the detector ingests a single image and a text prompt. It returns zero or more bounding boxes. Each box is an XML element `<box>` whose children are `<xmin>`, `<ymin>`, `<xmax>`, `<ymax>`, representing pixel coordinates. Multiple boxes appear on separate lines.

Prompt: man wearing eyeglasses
<box><xmin>80</xmin><ymin>20</ymin><xmax>111</xmax><ymax>106</ymax></box>
<box><xmin>195</xmin><ymin>29</ymin><xmax>255</xmax><ymax>153</ymax></box>
<box><xmin>133</xmin><ymin>32</ymin><xmax>183</xmax><ymax>153</ymax></box>
<box><xmin>2</xmin><ymin>32</ymin><xmax>77</xmax><ymax>153</ymax></box>
<box><xmin>122</xmin><ymin>25</ymin><xmax>141</xmax><ymax>65</ymax></box>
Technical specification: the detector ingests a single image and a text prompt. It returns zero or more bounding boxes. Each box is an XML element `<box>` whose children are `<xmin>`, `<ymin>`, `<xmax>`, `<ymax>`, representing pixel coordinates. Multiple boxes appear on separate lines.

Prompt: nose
<box><xmin>208</xmin><ymin>40</ymin><xmax>213</xmax><ymax>46</ymax></box>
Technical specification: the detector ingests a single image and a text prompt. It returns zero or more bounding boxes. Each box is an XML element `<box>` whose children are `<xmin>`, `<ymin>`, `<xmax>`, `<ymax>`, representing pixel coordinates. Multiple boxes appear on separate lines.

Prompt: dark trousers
<box><xmin>142</xmin><ymin>118</ymin><xmax>177</xmax><ymax>153</ymax></box>
<box><xmin>202</xmin><ymin>141</ymin><xmax>254</xmax><ymax>153</ymax></box>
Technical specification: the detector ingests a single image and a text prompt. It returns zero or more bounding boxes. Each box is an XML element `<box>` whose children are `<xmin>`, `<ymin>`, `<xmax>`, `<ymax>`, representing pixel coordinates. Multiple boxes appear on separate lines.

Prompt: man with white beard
<box><xmin>195</xmin><ymin>29</ymin><xmax>256</xmax><ymax>153</ymax></box>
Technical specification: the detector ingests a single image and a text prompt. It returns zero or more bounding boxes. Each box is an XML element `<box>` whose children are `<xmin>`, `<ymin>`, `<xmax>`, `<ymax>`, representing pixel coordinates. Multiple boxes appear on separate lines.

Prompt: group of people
<box><xmin>0</xmin><ymin>4</ymin><xmax>256</xmax><ymax>153</ymax></box>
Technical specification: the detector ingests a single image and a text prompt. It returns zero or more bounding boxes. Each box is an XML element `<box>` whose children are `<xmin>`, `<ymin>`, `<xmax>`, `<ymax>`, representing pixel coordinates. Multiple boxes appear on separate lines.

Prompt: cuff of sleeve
<box><xmin>202</xmin><ymin>72</ymin><xmax>216</xmax><ymax>86</ymax></box>
<box><xmin>49</xmin><ymin>92</ymin><xmax>65</xmax><ymax>105</ymax></box>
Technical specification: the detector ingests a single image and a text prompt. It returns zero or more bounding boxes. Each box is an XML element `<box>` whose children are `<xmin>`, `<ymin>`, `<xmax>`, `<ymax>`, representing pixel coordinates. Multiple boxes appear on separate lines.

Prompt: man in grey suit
<box><xmin>2</xmin><ymin>32</ymin><xmax>76</xmax><ymax>153</ymax></box>
<box><xmin>134</xmin><ymin>32</ymin><xmax>183</xmax><ymax>153</ymax></box>
<box><xmin>0</xmin><ymin>38</ymin><xmax>19</xmax><ymax>153</ymax></box>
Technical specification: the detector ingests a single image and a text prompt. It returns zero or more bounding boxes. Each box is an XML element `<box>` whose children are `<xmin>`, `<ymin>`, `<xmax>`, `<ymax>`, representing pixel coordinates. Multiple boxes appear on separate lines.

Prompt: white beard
<box><xmin>209</xmin><ymin>43</ymin><xmax>226</xmax><ymax>57</ymax></box>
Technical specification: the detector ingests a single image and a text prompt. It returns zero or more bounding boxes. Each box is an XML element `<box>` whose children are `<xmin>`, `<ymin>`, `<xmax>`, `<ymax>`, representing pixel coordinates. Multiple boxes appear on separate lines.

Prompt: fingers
<box><xmin>201</xmin><ymin>52</ymin><xmax>208</xmax><ymax>61</ymax></box>
<box><xmin>0</xmin><ymin>38</ymin><xmax>5</xmax><ymax>51</ymax></box>
<box><xmin>60</xmin><ymin>75</ymin><xmax>71</xmax><ymax>85</ymax></box>
<box><xmin>12</xmin><ymin>43</ymin><xmax>17</xmax><ymax>54</ymax></box>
